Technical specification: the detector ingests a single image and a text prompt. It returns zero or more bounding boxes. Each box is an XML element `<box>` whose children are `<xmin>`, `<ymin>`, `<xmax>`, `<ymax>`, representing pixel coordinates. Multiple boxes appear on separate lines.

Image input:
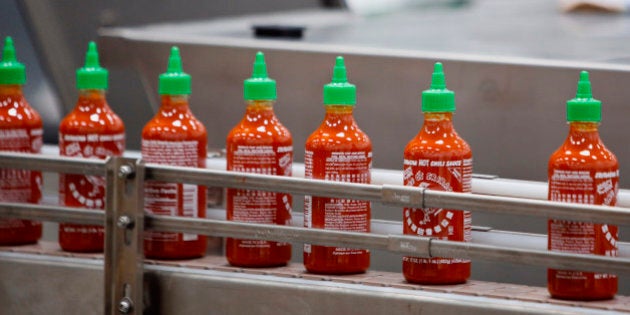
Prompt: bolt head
<box><xmin>118</xmin><ymin>298</ymin><xmax>133</xmax><ymax>313</ymax></box>
<box><xmin>117</xmin><ymin>215</ymin><xmax>134</xmax><ymax>229</ymax></box>
<box><xmin>118</xmin><ymin>165</ymin><xmax>134</xmax><ymax>179</ymax></box>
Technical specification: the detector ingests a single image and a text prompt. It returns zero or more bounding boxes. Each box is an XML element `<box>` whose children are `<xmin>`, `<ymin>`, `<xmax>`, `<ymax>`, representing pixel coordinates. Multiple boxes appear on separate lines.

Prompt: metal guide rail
<box><xmin>1</xmin><ymin>152</ymin><xmax>630</xmax><ymax>314</ymax></box>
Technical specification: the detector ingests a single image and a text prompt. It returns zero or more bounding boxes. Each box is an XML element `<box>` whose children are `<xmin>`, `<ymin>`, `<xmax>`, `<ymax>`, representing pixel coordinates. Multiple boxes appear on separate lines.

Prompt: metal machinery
<box><xmin>2</xmin><ymin>151</ymin><xmax>630</xmax><ymax>314</ymax></box>
<box><xmin>4</xmin><ymin>0</ymin><xmax>630</xmax><ymax>314</ymax></box>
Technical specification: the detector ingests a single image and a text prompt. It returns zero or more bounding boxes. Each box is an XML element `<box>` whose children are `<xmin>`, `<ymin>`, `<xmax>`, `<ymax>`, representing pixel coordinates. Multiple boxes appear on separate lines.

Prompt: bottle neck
<box><xmin>421</xmin><ymin>112</ymin><xmax>455</xmax><ymax>133</ymax></box>
<box><xmin>567</xmin><ymin>121</ymin><xmax>601</xmax><ymax>142</ymax></box>
<box><xmin>0</xmin><ymin>84</ymin><xmax>23</xmax><ymax>96</ymax></box>
<box><xmin>76</xmin><ymin>89</ymin><xmax>108</xmax><ymax>110</ymax></box>
<box><xmin>160</xmin><ymin>94</ymin><xmax>190</xmax><ymax>111</ymax></box>
<box><xmin>78</xmin><ymin>89</ymin><xmax>106</xmax><ymax>98</ymax></box>
<box><xmin>246</xmin><ymin>100</ymin><xmax>274</xmax><ymax>115</ymax></box>
<box><xmin>324</xmin><ymin>105</ymin><xmax>355</xmax><ymax>124</ymax></box>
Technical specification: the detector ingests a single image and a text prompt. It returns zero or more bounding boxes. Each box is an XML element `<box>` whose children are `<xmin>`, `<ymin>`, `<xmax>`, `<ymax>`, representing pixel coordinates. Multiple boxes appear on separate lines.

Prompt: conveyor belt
<box><xmin>2</xmin><ymin>241</ymin><xmax>630</xmax><ymax>314</ymax></box>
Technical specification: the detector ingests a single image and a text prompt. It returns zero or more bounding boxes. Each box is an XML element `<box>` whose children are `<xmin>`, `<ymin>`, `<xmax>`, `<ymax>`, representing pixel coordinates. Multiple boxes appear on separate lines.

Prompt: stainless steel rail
<box><xmin>0</xmin><ymin>200</ymin><xmax>627</xmax><ymax>276</ymax></box>
<box><xmin>0</xmin><ymin>202</ymin><xmax>103</xmax><ymax>225</ymax></box>
<box><xmin>0</xmin><ymin>152</ymin><xmax>106</xmax><ymax>176</ymax></box>
<box><xmin>145</xmin><ymin>215</ymin><xmax>630</xmax><ymax>276</ymax></box>
<box><xmin>146</xmin><ymin>163</ymin><xmax>630</xmax><ymax>226</ymax></box>
<box><xmin>1</xmin><ymin>152</ymin><xmax>630</xmax><ymax>314</ymax></box>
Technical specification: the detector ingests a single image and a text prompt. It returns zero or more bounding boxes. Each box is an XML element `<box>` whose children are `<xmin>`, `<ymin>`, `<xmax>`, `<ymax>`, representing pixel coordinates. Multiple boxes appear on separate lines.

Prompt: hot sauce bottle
<box><xmin>303</xmin><ymin>56</ymin><xmax>372</xmax><ymax>274</ymax></box>
<box><xmin>548</xmin><ymin>71</ymin><xmax>618</xmax><ymax>300</ymax></box>
<box><xmin>59</xmin><ymin>42</ymin><xmax>125</xmax><ymax>252</ymax></box>
<box><xmin>0</xmin><ymin>37</ymin><xmax>43</xmax><ymax>245</ymax></box>
<box><xmin>402</xmin><ymin>62</ymin><xmax>472</xmax><ymax>284</ymax></box>
<box><xmin>142</xmin><ymin>47</ymin><xmax>207</xmax><ymax>259</ymax></box>
<box><xmin>226</xmin><ymin>52</ymin><xmax>292</xmax><ymax>267</ymax></box>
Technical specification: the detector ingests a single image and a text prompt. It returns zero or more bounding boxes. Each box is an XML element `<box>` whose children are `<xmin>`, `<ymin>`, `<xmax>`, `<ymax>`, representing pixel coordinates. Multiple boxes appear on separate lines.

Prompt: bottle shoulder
<box><xmin>404</xmin><ymin>130</ymin><xmax>471</xmax><ymax>159</ymax></box>
<box><xmin>142</xmin><ymin>116</ymin><xmax>207</xmax><ymax>142</ymax></box>
<box><xmin>60</xmin><ymin>111</ymin><xmax>125</xmax><ymax>134</ymax></box>
<box><xmin>227</xmin><ymin>116</ymin><xmax>292</xmax><ymax>146</ymax></box>
<box><xmin>549</xmin><ymin>141</ymin><xmax>618</xmax><ymax>170</ymax></box>
<box><xmin>306</xmin><ymin>122</ymin><xmax>371</xmax><ymax>152</ymax></box>
<box><xmin>0</xmin><ymin>96</ymin><xmax>43</xmax><ymax>128</ymax></box>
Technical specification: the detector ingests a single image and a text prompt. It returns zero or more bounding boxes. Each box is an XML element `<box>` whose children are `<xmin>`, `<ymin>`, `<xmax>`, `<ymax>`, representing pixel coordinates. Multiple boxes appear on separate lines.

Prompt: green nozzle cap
<box><xmin>566</xmin><ymin>71</ymin><xmax>601</xmax><ymax>122</ymax></box>
<box><xmin>422</xmin><ymin>62</ymin><xmax>455</xmax><ymax>112</ymax></box>
<box><xmin>244</xmin><ymin>52</ymin><xmax>276</xmax><ymax>100</ymax></box>
<box><xmin>159</xmin><ymin>46</ymin><xmax>191</xmax><ymax>95</ymax></box>
<box><xmin>323</xmin><ymin>56</ymin><xmax>356</xmax><ymax>106</ymax></box>
<box><xmin>76</xmin><ymin>41</ymin><xmax>108</xmax><ymax>90</ymax></box>
<box><xmin>0</xmin><ymin>37</ymin><xmax>26</xmax><ymax>85</ymax></box>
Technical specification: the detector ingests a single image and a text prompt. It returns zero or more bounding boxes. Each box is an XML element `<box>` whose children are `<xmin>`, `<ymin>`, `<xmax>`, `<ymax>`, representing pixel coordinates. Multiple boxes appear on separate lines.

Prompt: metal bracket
<box><xmin>104</xmin><ymin>157</ymin><xmax>144</xmax><ymax>315</ymax></box>
<box><xmin>381</xmin><ymin>184</ymin><xmax>425</xmax><ymax>208</ymax></box>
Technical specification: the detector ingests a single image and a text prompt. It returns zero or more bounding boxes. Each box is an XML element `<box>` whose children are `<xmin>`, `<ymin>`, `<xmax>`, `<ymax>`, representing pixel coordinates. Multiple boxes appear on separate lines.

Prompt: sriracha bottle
<box><xmin>402</xmin><ymin>62</ymin><xmax>472</xmax><ymax>284</ymax></box>
<box><xmin>142</xmin><ymin>47</ymin><xmax>207</xmax><ymax>259</ymax></box>
<box><xmin>303</xmin><ymin>56</ymin><xmax>372</xmax><ymax>274</ymax></box>
<box><xmin>59</xmin><ymin>42</ymin><xmax>125</xmax><ymax>252</ymax></box>
<box><xmin>226</xmin><ymin>52</ymin><xmax>293</xmax><ymax>267</ymax></box>
<box><xmin>548</xmin><ymin>71</ymin><xmax>618</xmax><ymax>300</ymax></box>
<box><xmin>0</xmin><ymin>37</ymin><xmax>43</xmax><ymax>245</ymax></box>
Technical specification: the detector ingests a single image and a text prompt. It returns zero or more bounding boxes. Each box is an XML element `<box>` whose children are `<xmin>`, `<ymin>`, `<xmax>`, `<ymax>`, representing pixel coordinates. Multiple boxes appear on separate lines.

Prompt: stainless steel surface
<box><xmin>146</xmin><ymin>163</ymin><xmax>382</xmax><ymax>201</ymax></box>
<box><xmin>4</xmin><ymin>151</ymin><xmax>630</xmax><ymax>311</ymax></box>
<box><xmin>10</xmin><ymin>149</ymin><xmax>630</xmax><ymax>288</ymax></box>
<box><xmin>1</xmin><ymin>246</ymin><xmax>628</xmax><ymax>315</ymax></box>
<box><xmin>0</xmin><ymin>152</ymin><xmax>106</xmax><ymax>176</ymax></box>
<box><xmin>145</xmin><ymin>163</ymin><xmax>630</xmax><ymax>226</ymax></box>
<box><xmin>2</xmin><ymin>151</ymin><xmax>630</xmax><ymax>276</ymax></box>
<box><xmin>0</xmin><ymin>202</ymin><xmax>103</xmax><ymax>225</ymax></box>
<box><xmin>204</xmin><ymin>155</ymin><xmax>630</xmax><ymax>208</ymax></box>
<box><xmin>104</xmin><ymin>158</ymin><xmax>144</xmax><ymax>315</ymax></box>
<box><xmin>0</xmin><ymin>250</ymin><xmax>103</xmax><ymax>314</ymax></box>
<box><xmin>139</xmin><ymin>266</ymin><xmax>591</xmax><ymax>315</ymax></box>
<box><xmin>98</xmin><ymin>0</ymin><xmax>630</xmax><ymax>189</ymax></box>
<box><xmin>147</xmin><ymin>213</ymin><xmax>630</xmax><ymax>276</ymax></box>
<box><xmin>209</xmin><ymin>207</ymin><xmax>630</xmax><ymax>259</ymax></box>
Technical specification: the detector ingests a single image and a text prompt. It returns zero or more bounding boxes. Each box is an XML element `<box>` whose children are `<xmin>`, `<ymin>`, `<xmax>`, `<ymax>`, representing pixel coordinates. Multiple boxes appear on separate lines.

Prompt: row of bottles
<box><xmin>0</xmin><ymin>38</ymin><xmax>208</xmax><ymax>258</ymax></box>
<box><xmin>224</xmin><ymin>51</ymin><xmax>619</xmax><ymax>300</ymax></box>
<box><xmin>0</xmin><ymin>37</ymin><xmax>619</xmax><ymax>300</ymax></box>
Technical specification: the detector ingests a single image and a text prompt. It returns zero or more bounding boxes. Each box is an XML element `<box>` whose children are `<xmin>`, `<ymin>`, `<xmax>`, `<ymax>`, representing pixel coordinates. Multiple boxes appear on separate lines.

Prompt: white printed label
<box><xmin>59</xmin><ymin>131</ymin><xmax>124</xmax><ymax>238</ymax></box>
<box><xmin>0</xmin><ymin>128</ymin><xmax>42</xmax><ymax>229</ymax></box>
<box><xmin>402</xmin><ymin>157</ymin><xmax>472</xmax><ymax>265</ymax></box>
<box><xmin>143</xmin><ymin>140</ymin><xmax>201</xmax><ymax>242</ymax></box>
<box><xmin>228</xmin><ymin>145</ymin><xmax>293</xmax><ymax>249</ymax></box>
<box><xmin>304</xmin><ymin>150</ymin><xmax>371</xmax><ymax>256</ymax></box>
<box><xmin>549</xmin><ymin>169</ymin><xmax>618</xmax><ymax>281</ymax></box>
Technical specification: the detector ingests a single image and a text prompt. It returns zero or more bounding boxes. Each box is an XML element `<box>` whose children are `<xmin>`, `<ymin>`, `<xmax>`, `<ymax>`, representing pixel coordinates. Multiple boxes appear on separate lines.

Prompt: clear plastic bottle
<box><xmin>0</xmin><ymin>37</ymin><xmax>43</xmax><ymax>245</ymax></box>
<box><xmin>402</xmin><ymin>63</ymin><xmax>472</xmax><ymax>284</ymax></box>
<box><xmin>142</xmin><ymin>47</ymin><xmax>207</xmax><ymax>259</ymax></box>
<box><xmin>59</xmin><ymin>42</ymin><xmax>125</xmax><ymax>252</ymax></box>
<box><xmin>303</xmin><ymin>56</ymin><xmax>372</xmax><ymax>274</ymax></box>
<box><xmin>226</xmin><ymin>52</ymin><xmax>293</xmax><ymax>267</ymax></box>
<box><xmin>548</xmin><ymin>71</ymin><xmax>618</xmax><ymax>300</ymax></box>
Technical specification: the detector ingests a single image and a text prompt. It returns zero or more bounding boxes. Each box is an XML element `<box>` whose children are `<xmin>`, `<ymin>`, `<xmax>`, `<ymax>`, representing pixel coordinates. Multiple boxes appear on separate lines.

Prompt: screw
<box><xmin>118</xmin><ymin>298</ymin><xmax>133</xmax><ymax>314</ymax></box>
<box><xmin>117</xmin><ymin>215</ymin><xmax>134</xmax><ymax>229</ymax></box>
<box><xmin>118</xmin><ymin>165</ymin><xmax>134</xmax><ymax>179</ymax></box>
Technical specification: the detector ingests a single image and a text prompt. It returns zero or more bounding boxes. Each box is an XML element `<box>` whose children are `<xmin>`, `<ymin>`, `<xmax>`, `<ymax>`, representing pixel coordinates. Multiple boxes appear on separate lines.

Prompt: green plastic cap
<box><xmin>159</xmin><ymin>46</ymin><xmax>191</xmax><ymax>95</ymax></box>
<box><xmin>422</xmin><ymin>62</ymin><xmax>455</xmax><ymax>112</ymax></box>
<box><xmin>566</xmin><ymin>71</ymin><xmax>601</xmax><ymax>122</ymax></box>
<box><xmin>0</xmin><ymin>37</ymin><xmax>26</xmax><ymax>85</ymax></box>
<box><xmin>76</xmin><ymin>41</ymin><xmax>108</xmax><ymax>90</ymax></box>
<box><xmin>323</xmin><ymin>56</ymin><xmax>356</xmax><ymax>106</ymax></box>
<box><xmin>244</xmin><ymin>52</ymin><xmax>276</xmax><ymax>101</ymax></box>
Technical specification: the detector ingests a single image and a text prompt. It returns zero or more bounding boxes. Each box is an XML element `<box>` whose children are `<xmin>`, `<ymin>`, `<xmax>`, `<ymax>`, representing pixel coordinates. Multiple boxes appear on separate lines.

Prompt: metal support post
<box><xmin>104</xmin><ymin>157</ymin><xmax>144</xmax><ymax>315</ymax></box>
